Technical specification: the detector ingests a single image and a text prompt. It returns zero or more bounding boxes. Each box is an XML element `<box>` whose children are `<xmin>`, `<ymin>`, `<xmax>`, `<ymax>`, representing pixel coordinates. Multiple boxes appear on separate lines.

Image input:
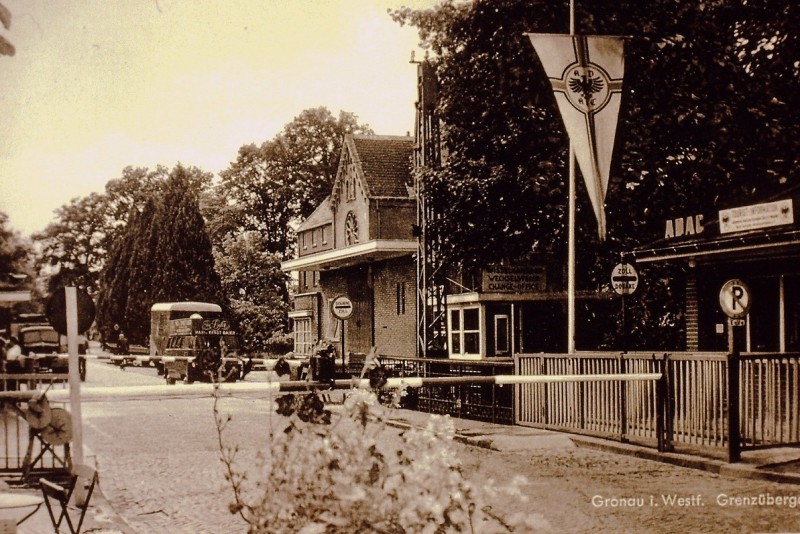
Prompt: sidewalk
<box><xmin>384</xmin><ymin>407</ymin><xmax>800</xmax><ymax>486</ymax></box>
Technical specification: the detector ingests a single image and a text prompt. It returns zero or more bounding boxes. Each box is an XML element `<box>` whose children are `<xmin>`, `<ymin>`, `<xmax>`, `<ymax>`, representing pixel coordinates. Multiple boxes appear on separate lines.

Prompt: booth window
<box><xmin>494</xmin><ymin>314</ymin><xmax>510</xmax><ymax>355</ymax></box>
<box><xmin>450</xmin><ymin>307</ymin><xmax>481</xmax><ymax>357</ymax></box>
<box><xmin>294</xmin><ymin>318</ymin><xmax>313</xmax><ymax>357</ymax></box>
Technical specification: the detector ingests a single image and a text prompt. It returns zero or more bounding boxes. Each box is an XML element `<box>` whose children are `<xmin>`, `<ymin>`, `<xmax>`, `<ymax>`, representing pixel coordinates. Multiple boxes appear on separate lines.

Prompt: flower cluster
<box><xmin>216</xmin><ymin>388</ymin><xmax>542</xmax><ymax>533</ymax></box>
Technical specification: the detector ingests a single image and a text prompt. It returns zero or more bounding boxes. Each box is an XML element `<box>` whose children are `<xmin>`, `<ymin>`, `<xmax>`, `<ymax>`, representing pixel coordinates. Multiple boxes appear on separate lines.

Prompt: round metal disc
<box><xmin>41</xmin><ymin>407</ymin><xmax>73</xmax><ymax>446</ymax></box>
<box><xmin>25</xmin><ymin>393</ymin><xmax>52</xmax><ymax>430</ymax></box>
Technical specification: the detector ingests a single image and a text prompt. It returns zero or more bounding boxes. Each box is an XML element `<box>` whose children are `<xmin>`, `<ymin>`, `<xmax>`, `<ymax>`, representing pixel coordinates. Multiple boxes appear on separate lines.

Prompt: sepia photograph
<box><xmin>1</xmin><ymin>1</ymin><xmax>799</xmax><ymax>532</ymax></box>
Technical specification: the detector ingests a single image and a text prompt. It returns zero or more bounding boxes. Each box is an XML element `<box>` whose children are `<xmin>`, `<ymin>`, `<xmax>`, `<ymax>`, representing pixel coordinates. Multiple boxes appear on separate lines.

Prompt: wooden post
<box><xmin>66</xmin><ymin>287</ymin><xmax>86</xmax><ymax>503</ymax></box>
<box><xmin>727</xmin><ymin>320</ymin><xmax>742</xmax><ymax>463</ymax></box>
<box><xmin>619</xmin><ymin>352</ymin><xmax>628</xmax><ymax>442</ymax></box>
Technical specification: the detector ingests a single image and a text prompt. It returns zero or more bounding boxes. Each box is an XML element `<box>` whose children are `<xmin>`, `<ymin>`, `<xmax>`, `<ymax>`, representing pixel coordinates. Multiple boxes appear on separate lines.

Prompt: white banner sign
<box><xmin>719</xmin><ymin>199</ymin><xmax>793</xmax><ymax>234</ymax></box>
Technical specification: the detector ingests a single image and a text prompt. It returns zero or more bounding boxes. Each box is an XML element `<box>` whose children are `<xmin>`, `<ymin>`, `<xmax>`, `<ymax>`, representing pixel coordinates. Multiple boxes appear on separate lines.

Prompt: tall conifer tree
<box><xmin>151</xmin><ymin>165</ymin><xmax>224</xmax><ymax>306</ymax></box>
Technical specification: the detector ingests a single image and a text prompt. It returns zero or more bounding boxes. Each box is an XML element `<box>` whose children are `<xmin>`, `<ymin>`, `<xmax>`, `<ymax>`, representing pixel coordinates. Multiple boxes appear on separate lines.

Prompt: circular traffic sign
<box><xmin>46</xmin><ymin>287</ymin><xmax>96</xmax><ymax>335</ymax></box>
<box><xmin>330</xmin><ymin>295</ymin><xmax>354</xmax><ymax>320</ymax></box>
<box><xmin>611</xmin><ymin>263</ymin><xmax>639</xmax><ymax>295</ymax></box>
<box><xmin>719</xmin><ymin>279</ymin><xmax>751</xmax><ymax>319</ymax></box>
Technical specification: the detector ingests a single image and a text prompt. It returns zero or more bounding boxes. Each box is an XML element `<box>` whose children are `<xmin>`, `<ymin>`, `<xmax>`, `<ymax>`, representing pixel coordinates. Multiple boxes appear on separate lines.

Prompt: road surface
<box><xmin>79</xmin><ymin>358</ymin><xmax>800</xmax><ymax>533</ymax></box>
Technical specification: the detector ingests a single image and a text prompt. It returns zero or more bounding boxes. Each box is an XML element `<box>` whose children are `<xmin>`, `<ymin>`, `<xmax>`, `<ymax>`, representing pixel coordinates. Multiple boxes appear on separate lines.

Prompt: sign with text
<box><xmin>719</xmin><ymin>199</ymin><xmax>793</xmax><ymax>234</ymax></box>
<box><xmin>611</xmin><ymin>263</ymin><xmax>639</xmax><ymax>295</ymax></box>
<box><xmin>330</xmin><ymin>295</ymin><xmax>354</xmax><ymax>320</ymax></box>
<box><xmin>481</xmin><ymin>266</ymin><xmax>546</xmax><ymax>293</ymax></box>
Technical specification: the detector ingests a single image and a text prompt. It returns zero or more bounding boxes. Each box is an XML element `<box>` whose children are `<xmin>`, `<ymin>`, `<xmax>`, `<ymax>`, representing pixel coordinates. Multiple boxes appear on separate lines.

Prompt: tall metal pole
<box><xmin>567</xmin><ymin>0</ymin><xmax>576</xmax><ymax>354</ymax></box>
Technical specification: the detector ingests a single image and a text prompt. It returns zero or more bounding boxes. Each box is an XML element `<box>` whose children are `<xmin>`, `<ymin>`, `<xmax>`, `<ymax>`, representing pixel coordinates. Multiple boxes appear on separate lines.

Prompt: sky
<box><xmin>0</xmin><ymin>0</ymin><xmax>438</xmax><ymax>237</ymax></box>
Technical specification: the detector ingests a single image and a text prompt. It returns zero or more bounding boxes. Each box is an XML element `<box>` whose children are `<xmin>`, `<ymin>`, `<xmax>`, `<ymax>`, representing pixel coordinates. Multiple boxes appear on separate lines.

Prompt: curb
<box><xmin>386</xmin><ymin>416</ymin><xmax>800</xmax><ymax>487</ymax></box>
<box><xmin>569</xmin><ymin>436</ymin><xmax>800</xmax><ymax>486</ymax></box>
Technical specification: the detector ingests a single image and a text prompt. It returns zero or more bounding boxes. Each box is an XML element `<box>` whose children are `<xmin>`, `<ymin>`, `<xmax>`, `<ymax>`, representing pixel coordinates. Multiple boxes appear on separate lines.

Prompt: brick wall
<box><xmin>685</xmin><ymin>272</ymin><xmax>699</xmax><ymax>351</ymax></box>
<box><xmin>372</xmin><ymin>257</ymin><xmax>416</xmax><ymax>358</ymax></box>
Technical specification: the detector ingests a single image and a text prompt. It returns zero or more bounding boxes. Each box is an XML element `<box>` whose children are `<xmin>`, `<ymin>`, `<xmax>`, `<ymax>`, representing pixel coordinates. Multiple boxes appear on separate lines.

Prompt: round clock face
<box><xmin>345</xmin><ymin>211</ymin><xmax>359</xmax><ymax>245</ymax></box>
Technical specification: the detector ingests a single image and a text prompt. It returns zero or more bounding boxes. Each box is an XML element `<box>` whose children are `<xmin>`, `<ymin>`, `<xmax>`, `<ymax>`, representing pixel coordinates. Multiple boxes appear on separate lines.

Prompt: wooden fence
<box><xmin>515</xmin><ymin>351</ymin><xmax>800</xmax><ymax>460</ymax></box>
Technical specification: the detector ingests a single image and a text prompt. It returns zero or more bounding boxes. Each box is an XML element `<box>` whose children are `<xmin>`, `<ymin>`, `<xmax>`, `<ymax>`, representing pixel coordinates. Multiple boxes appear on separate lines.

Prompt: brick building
<box><xmin>281</xmin><ymin>134</ymin><xmax>417</xmax><ymax>361</ymax></box>
<box><xmin>632</xmin><ymin>196</ymin><xmax>800</xmax><ymax>352</ymax></box>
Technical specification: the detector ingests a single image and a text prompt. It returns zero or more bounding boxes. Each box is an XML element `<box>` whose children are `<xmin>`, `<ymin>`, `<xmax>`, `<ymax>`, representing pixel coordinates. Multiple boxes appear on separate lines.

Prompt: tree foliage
<box><xmin>213</xmin><ymin>232</ymin><xmax>290</xmax><ymax>346</ymax></box>
<box><xmin>214</xmin><ymin>107</ymin><xmax>372</xmax><ymax>257</ymax></box>
<box><xmin>96</xmin><ymin>164</ymin><xmax>223</xmax><ymax>343</ymax></box>
<box><xmin>393</xmin><ymin>0</ymin><xmax>799</xmax><ymax>349</ymax></box>
<box><xmin>0</xmin><ymin>212</ymin><xmax>32</xmax><ymax>277</ymax></box>
<box><xmin>33</xmin><ymin>193</ymin><xmax>109</xmax><ymax>295</ymax></box>
<box><xmin>0</xmin><ymin>2</ymin><xmax>14</xmax><ymax>57</ymax></box>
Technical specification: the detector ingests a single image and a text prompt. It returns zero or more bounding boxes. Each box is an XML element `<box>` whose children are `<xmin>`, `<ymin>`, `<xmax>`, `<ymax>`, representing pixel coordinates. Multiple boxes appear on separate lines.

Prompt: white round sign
<box><xmin>719</xmin><ymin>279</ymin><xmax>751</xmax><ymax>319</ymax></box>
<box><xmin>611</xmin><ymin>263</ymin><xmax>639</xmax><ymax>295</ymax></box>
<box><xmin>330</xmin><ymin>295</ymin><xmax>354</xmax><ymax>320</ymax></box>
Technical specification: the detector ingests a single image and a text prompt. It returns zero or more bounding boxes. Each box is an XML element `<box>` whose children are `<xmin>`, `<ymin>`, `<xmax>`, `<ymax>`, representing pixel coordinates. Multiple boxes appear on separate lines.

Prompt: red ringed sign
<box><xmin>611</xmin><ymin>263</ymin><xmax>638</xmax><ymax>295</ymax></box>
<box><xmin>330</xmin><ymin>295</ymin><xmax>354</xmax><ymax>320</ymax></box>
<box><xmin>719</xmin><ymin>279</ymin><xmax>751</xmax><ymax>319</ymax></box>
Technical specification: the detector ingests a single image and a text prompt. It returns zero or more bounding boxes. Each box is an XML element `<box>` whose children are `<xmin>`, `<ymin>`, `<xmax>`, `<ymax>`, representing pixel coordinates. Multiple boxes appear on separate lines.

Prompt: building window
<box><xmin>313</xmin><ymin>271</ymin><xmax>320</xmax><ymax>287</ymax></box>
<box><xmin>312</xmin><ymin>228</ymin><xmax>318</xmax><ymax>248</ymax></box>
<box><xmin>396</xmin><ymin>282</ymin><xmax>406</xmax><ymax>315</ymax></box>
<box><xmin>321</xmin><ymin>226</ymin><xmax>328</xmax><ymax>245</ymax></box>
<box><xmin>494</xmin><ymin>314</ymin><xmax>510</xmax><ymax>355</ymax></box>
<box><xmin>346</xmin><ymin>167</ymin><xmax>357</xmax><ymax>201</ymax></box>
<box><xmin>345</xmin><ymin>210</ymin><xmax>359</xmax><ymax>246</ymax></box>
<box><xmin>294</xmin><ymin>318</ymin><xmax>313</xmax><ymax>357</ymax></box>
<box><xmin>301</xmin><ymin>232</ymin><xmax>307</xmax><ymax>250</ymax></box>
<box><xmin>449</xmin><ymin>306</ymin><xmax>481</xmax><ymax>357</ymax></box>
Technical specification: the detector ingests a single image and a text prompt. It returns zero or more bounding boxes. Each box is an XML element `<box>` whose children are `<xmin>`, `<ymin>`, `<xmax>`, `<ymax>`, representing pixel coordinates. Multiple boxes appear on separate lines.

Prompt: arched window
<box><xmin>345</xmin><ymin>211</ymin><xmax>359</xmax><ymax>246</ymax></box>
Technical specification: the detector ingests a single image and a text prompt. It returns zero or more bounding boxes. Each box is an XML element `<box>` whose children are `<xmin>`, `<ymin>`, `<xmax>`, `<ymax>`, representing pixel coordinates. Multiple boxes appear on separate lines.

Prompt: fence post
<box><xmin>656</xmin><ymin>355</ymin><xmax>665</xmax><ymax>451</ymax></box>
<box><xmin>727</xmin><ymin>349</ymin><xmax>742</xmax><ymax>463</ymax></box>
<box><xmin>663</xmin><ymin>353</ymin><xmax>674</xmax><ymax>452</ymax></box>
<box><xmin>619</xmin><ymin>352</ymin><xmax>628</xmax><ymax>442</ymax></box>
<box><xmin>656</xmin><ymin>353</ymin><xmax>674</xmax><ymax>453</ymax></box>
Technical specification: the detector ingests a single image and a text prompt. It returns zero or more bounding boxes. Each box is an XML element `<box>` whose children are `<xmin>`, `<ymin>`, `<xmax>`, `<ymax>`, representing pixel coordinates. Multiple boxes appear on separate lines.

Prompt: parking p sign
<box><xmin>611</xmin><ymin>263</ymin><xmax>639</xmax><ymax>295</ymax></box>
<box><xmin>719</xmin><ymin>279</ymin><xmax>751</xmax><ymax>319</ymax></box>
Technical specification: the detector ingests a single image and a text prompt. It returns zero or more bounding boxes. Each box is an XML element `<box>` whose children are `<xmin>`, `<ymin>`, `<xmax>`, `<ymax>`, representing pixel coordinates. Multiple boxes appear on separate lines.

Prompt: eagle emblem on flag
<box><xmin>526</xmin><ymin>34</ymin><xmax>626</xmax><ymax>240</ymax></box>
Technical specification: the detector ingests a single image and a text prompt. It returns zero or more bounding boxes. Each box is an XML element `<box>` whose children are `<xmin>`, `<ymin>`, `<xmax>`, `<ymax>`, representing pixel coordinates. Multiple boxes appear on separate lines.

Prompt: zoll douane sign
<box><xmin>330</xmin><ymin>295</ymin><xmax>354</xmax><ymax>320</ymax></box>
<box><xmin>611</xmin><ymin>263</ymin><xmax>639</xmax><ymax>295</ymax></box>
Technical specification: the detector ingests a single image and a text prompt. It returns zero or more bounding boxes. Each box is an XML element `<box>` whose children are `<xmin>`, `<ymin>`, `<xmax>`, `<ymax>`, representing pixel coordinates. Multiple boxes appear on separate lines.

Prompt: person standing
<box><xmin>4</xmin><ymin>336</ymin><xmax>22</xmax><ymax>390</ymax></box>
<box><xmin>5</xmin><ymin>336</ymin><xmax>22</xmax><ymax>370</ymax></box>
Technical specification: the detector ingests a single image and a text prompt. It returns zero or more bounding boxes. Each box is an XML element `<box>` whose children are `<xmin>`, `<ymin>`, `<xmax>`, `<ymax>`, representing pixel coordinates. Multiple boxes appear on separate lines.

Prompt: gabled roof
<box><xmin>296</xmin><ymin>196</ymin><xmax>333</xmax><ymax>232</ymax></box>
<box><xmin>347</xmin><ymin>135</ymin><xmax>414</xmax><ymax>199</ymax></box>
<box><xmin>330</xmin><ymin>135</ymin><xmax>414</xmax><ymax>208</ymax></box>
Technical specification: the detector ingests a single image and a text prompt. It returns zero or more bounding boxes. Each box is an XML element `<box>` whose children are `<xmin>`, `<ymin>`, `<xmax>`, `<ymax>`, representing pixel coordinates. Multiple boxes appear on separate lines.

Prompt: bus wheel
<box><xmin>166</xmin><ymin>376</ymin><xmax>176</xmax><ymax>385</ymax></box>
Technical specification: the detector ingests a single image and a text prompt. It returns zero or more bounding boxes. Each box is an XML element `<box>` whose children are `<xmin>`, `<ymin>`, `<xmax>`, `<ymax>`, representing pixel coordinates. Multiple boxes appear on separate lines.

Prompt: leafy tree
<box><xmin>0</xmin><ymin>212</ymin><xmax>36</xmax><ymax>323</ymax></box>
<box><xmin>0</xmin><ymin>2</ymin><xmax>14</xmax><ymax>57</ymax></box>
<box><xmin>393</xmin><ymin>0</ymin><xmax>799</xmax><ymax>350</ymax></box>
<box><xmin>96</xmin><ymin>165</ymin><xmax>219</xmax><ymax>342</ymax></box>
<box><xmin>0</xmin><ymin>212</ymin><xmax>32</xmax><ymax>277</ymax></box>
<box><xmin>213</xmin><ymin>232</ymin><xmax>290</xmax><ymax>346</ymax></box>
<box><xmin>33</xmin><ymin>193</ymin><xmax>109</xmax><ymax>295</ymax></box>
<box><xmin>215</xmin><ymin>107</ymin><xmax>372</xmax><ymax>257</ymax></box>
<box><xmin>102</xmin><ymin>166</ymin><xmax>167</xmax><ymax>237</ymax></box>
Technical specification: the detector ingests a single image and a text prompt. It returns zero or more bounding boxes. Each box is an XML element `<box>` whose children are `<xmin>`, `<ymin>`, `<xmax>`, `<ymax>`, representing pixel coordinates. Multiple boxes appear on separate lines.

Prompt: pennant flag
<box><xmin>526</xmin><ymin>34</ymin><xmax>625</xmax><ymax>240</ymax></box>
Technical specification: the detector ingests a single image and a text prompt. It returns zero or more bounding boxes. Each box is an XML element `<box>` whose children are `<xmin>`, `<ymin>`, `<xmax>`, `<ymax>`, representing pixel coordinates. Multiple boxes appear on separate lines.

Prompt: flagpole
<box><xmin>567</xmin><ymin>0</ymin><xmax>576</xmax><ymax>354</ymax></box>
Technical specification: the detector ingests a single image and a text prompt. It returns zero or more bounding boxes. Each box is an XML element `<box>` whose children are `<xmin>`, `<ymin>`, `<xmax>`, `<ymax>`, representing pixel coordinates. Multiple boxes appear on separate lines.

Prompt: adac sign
<box><xmin>663</xmin><ymin>214</ymin><xmax>705</xmax><ymax>240</ymax></box>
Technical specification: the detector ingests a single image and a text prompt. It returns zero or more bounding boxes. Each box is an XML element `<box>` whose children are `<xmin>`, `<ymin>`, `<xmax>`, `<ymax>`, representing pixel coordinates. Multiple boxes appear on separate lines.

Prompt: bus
<box><xmin>149</xmin><ymin>302</ymin><xmax>243</xmax><ymax>384</ymax></box>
